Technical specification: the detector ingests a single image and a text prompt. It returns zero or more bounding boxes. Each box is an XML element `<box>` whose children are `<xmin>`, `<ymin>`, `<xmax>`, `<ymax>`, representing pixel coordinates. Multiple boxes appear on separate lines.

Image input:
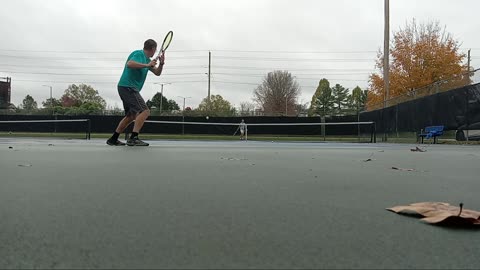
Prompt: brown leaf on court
<box><xmin>363</xmin><ymin>153</ymin><xmax>375</xmax><ymax>162</ymax></box>
<box><xmin>391</xmin><ymin>166</ymin><xmax>415</xmax><ymax>171</ymax></box>
<box><xmin>410</xmin><ymin>146</ymin><xmax>426</xmax><ymax>152</ymax></box>
<box><xmin>18</xmin><ymin>163</ymin><xmax>32</xmax><ymax>167</ymax></box>
<box><xmin>387</xmin><ymin>202</ymin><xmax>480</xmax><ymax>226</ymax></box>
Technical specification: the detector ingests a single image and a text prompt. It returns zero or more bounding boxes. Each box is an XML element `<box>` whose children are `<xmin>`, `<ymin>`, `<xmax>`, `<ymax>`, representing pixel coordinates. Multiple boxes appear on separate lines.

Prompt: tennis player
<box><xmin>107</xmin><ymin>39</ymin><xmax>165</xmax><ymax>146</ymax></box>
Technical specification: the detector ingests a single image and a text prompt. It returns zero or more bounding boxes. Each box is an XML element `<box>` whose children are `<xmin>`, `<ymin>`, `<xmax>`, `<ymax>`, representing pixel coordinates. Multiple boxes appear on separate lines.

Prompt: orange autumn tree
<box><xmin>366</xmin><ymin>20</ymin><xmax>469</xmax><ymax>111</ymax></box>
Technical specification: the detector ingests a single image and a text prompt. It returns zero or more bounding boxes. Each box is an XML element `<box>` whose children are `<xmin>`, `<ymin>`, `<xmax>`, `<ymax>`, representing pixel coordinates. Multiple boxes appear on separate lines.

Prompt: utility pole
<box><xmin>178</xmin><ymin>96</ymin><xmax>191</xmax><ymax>135</ymax></box>
<box><xmin>208</xmin><ymin>51</ymin><xmax>211</xmax><ymax>111</ymax></box>
<box><xmin>42</xmin><ymin>84</ymin><xmax>55</xmax><ymax>132</ymax></box>
<box><xmin>42</xmin><ymin>85</ymin><xmax>53</xmax><ymax>115</ymax></box>
<box><xmin>383</xmin><ymin>0</ymin><xmax>390</xmax><ymax>142</ymax></box>
<box><xmin>468</xmin><ymin>49</ymin><xmax>471</xmax><ymax>76</ymax></box>
<box><xmin>160</xmin><ymin>84</ymin><xmax>163</xmax><ymax>114</ymax></box>
<box><xmin>467</xmin><ymin>49</ymin><xmax>471</xmax><ymax>141</ymax></box>
<box><xmin>153</xmin><ymin>82</ymin><xmax>171</xmax><ymax>115</ymax></box>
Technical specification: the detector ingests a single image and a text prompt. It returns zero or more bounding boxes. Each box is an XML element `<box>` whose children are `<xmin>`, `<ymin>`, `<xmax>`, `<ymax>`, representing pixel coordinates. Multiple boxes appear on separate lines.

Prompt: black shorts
<box><xmin>117</xmin><ymin>86</ymin><xmax>148</xmax><ymax>116</ymax></box>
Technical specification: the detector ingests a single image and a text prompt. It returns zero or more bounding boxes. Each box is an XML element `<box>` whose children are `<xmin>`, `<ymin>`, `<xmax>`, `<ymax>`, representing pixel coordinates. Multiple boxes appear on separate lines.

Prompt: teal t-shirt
<box><xmin>118</xmin><ymin>50</ymin><xmax>150</xmax><ymax>91</ymax></box>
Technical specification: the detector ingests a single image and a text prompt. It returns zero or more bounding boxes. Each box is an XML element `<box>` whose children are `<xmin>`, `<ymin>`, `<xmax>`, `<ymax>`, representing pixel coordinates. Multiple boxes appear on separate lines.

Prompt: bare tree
<box><xmin>253</xmin><ymin>70</ymin><xmax>301</xmax><ymax>116</ymax></box>
<box><xmin>295</xmin><ymin>102</ymin><xmax>309</xmax><ymax>116</ymax></box>
<box><xmin>239</xmin><ymin>101</ymin><xmax>256</xmax><ymax>116</ymax></box>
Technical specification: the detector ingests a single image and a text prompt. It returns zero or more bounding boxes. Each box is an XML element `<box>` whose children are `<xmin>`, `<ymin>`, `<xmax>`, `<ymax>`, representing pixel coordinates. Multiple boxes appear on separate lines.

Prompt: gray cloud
<box><xmin>1</xmin><ymin>0</ymin><xmax>478</xmax><ymax>109</ymax></box>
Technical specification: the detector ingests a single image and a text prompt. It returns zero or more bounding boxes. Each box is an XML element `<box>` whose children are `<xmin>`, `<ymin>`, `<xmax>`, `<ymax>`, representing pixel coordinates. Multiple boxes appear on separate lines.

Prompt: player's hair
<box><xmin>144</xmin><ymin>39</ymin><xmax>157</xmax><ymax>50</ymax></box>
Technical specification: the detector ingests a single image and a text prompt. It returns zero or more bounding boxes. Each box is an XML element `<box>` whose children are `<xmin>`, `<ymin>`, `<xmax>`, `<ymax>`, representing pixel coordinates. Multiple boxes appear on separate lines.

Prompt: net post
<box><xmin>54</xmin><ymin>113</ymin><xmax>58</xmax><ymax>133</ymax></box>
<box><xmin>370</xmin><ymin>123</ymin><xmax>373</xmax><ymax>143</ymax></box>
<box><xmin>245</xmin><ymin>125</ymin><xmax>248</xmax><ymax>141</ymax></box>
<box><xmin>321</xmin><ymin>117</ymin><xmax>326</xmax><ymax>141</ymax></box>
<box><xmin>371</xmin><ymin>122</ymin><xmax>377</xmax><ymax>143</ymax></box>
<box><xmin>86</xmin><ymin>119</ymin><xmax>91</xmax><ymax>140</ymax></box>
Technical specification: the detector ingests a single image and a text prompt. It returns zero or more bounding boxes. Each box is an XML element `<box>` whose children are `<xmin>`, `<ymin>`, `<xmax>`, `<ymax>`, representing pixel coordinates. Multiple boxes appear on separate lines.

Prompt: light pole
<box><xmin>383</xmin><ymin>0</ymin><xmax>390</xmax><ymax>142</ymax></box>
<box><xmin>178</xmin><ymin>96</ymin><xmax>191</xmax><ymax>135</ymax></box>
<box><xmin>42</xmin><ymin>84</ymin><xmax>56</xmax><ymax>132</ymax></box>
<box><xmin>42</xmin><ymin>85</ymin><xmax>53</xmax><ymax>115</ymax></box>
<box><xmin>153</xmin><ymin>82</ymin><xmax>171</xmax><ymax>115</ymax></box>
<box><xmin>204</xmin><ymin>72</ymin><xmax>211</xmax><ymax>113</ymax></box>
<box><xmin>285</xmin><ymin>94</ymin><xmax>289</xmax><ymax>116</ymax></box>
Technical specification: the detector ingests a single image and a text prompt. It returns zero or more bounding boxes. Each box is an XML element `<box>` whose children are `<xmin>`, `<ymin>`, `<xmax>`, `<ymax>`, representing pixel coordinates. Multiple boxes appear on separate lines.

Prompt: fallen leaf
<box><xmin>391</xmin><ymin>166</ymin><xmax>415</xmax><ymax>172</ymax></box>
<box><xmin>387</xmin><ymin>202</ymin><xmax>480</xmax><ymax>226</ymax></box>
<box><xmin>411</xmin><ymin>146</ymin><xmax>426</xmax><ymax>152</ymax></box>
<box><xmin>363</xmin><ymin>153</ymin><xmax>375</xmax><ymax>162</ymax></box>
<box><xmin>18</xmin><ymin>163</ymin><xmax>32</xmax><ymax>167</ymax></box>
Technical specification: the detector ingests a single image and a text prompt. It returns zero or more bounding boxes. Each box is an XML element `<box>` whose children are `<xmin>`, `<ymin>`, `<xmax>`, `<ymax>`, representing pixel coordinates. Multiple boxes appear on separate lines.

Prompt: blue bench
<box><xmin>418</xmin><ymin>126</ymin><xmax>444</xmax><ymax>144</ymax></box>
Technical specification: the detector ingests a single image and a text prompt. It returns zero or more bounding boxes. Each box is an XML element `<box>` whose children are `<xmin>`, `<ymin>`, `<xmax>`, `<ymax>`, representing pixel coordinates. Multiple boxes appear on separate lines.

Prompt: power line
<box><xmin>8</xmin><ymin>78</ymin><xmax>366</xmax><ymax>86</ymax></box>
<box><xmin>0</xmin><ymin>54</ymin><xmax>206</xmax><ymax>61</ymax></box>
<box><xmin>1</xmin><ymin>63</ymin><xmax>373</xmax><ymax>72</ymax></box>
<box><xmin>0</xmin><ymin>64</ymin><xmax>205</xmax><ymax>69</ymax></box>
<box><xmin>211</xmin><ymin>81</ymin><xmax>260</xmax><ymax>86</ymax></box>
<box><xmin>1</xmin><ymin>64</ymin><xmax>375</xmax><ymax>73</ymax></box>
<box><xmin>0</xmin><ymin>70</ymin><xmax>205</xmax><ymax>76</ymax></box>
<box><xmin>211</xmin><ymin>79</ymin><xmax>366</xmax><ymax>86</ymax></box>
<box><xmin>213</xmin><ymin>56</ymin><xmax>374</xmax><ymax>62</ymax></box>
<box><xmin>0</xmin><ymin>49</ymin><xmax>210</xmax><ymax>54</ymax></box>
<box><xmin>0</xmin><ymin>48</ymin><xmax>377</xmax><ymax>54</ymax></box>
<box><xmin>211</xmin><ymin>49</ymin><xmax>377</xmax><ymax>54</ymax></box>
<box><xmin>212</xmin><ymin>73</ymin><xmax>368</xmax><ymax>80</ymax></box>
<box><xmin>0</xmin><ymin>54</ymin><xmax>377</xmax><ymax>63</ymax></box>
<box><xmin>10</xmin><ymin>79</ymin><xmax>206</xmax><ymax>84</ymax></box>
<box><xmin>213</xmin><ymin>65</ymin><xmax>375</xmax><ymax>71</ymax></box>
<box><xmin>213</xmin><ymin>72</ymin><xmax>371</xmax><ymax>76</ymax></box>
<box><xmin>213</xmin><ymin>75</ymin><xmax>367</xmax><ymax>81</ymax></box>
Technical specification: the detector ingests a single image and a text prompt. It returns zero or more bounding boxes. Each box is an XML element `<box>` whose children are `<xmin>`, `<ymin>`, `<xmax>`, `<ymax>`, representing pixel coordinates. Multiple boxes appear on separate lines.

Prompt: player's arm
<box><xmin>127</xmin><ymin>51</ymin><xmax>157</xmax><ymax>69</ymax></box>
<box><xmin>127</xmin><ymin>59</ymin><xmax>156</xmax><ymax>69</ymax></box>
<box><xmin>149</xmin><ymin>52</ymin><xmax>165</xmax><ymax>76</ymax></box>
<box><xmin>149</xmin><ymin>63</ymin><xmax>164</xmax><ymax>76</ymax></box>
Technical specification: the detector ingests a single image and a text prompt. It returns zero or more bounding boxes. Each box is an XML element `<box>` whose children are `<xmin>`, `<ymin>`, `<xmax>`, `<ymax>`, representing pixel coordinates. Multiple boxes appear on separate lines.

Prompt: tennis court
<box><xmin>1</xmin><ymin>138</ymin><xmax>479</xmax><ymax>269</ymax></box>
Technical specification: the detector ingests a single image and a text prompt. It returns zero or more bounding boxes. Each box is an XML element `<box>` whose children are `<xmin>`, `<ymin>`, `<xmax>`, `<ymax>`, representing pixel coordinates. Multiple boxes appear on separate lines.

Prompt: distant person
<box><xmin>239</xmin><ymin>119</ymin><xmax>246</xmax><ymax>140</ymax></box>
<box><xmin>107</xmin><ymin>39</ymin><xmax>166</xmax><ymax>146</ymax></box>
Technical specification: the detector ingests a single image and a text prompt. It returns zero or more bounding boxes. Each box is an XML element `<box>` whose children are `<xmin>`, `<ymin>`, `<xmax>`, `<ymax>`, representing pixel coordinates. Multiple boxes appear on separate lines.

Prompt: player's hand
<box><xmin>159</xmin><ymin>52</ymin><xmax>165</xmax><ymax>66</ymax></box>
<box><xmin>147</xmin><ymin>59</ymin><xmax>157</xmax><ymax>67</ymax></box>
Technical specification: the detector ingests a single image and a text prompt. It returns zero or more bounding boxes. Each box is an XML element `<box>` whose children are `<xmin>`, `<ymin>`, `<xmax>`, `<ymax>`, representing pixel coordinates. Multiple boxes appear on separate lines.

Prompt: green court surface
<box><xmin>1</xmin><ymin>138</ymin><xmax>479</xmax><ymax>269</ymax></box>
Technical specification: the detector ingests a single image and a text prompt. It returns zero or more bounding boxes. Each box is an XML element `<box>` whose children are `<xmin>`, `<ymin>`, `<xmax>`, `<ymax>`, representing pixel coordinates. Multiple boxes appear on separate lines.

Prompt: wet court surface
<box><xmin>1</xmin><ymin>138</ymin><xmax>480</xmax><ymax>269</ymax></box>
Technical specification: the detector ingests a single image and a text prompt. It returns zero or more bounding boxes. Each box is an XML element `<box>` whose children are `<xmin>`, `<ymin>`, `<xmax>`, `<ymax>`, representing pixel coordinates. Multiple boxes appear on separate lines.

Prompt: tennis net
<box><xmin>126</xmin><ymin>120</ymin><xmax>376</xmax><ymax>143</ymax></box>
<box><xmin>0</xmin><ymin>119</ymin><xmax>91</xmax><ymax>140</ymax></box>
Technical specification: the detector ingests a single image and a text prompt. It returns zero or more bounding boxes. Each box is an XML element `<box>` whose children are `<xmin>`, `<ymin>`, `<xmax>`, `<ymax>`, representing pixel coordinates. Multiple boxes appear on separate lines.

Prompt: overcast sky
<box><xmin>1</xmin><ymin>0</ymin><xmax>479</xmax><ymax>110</ymax></box>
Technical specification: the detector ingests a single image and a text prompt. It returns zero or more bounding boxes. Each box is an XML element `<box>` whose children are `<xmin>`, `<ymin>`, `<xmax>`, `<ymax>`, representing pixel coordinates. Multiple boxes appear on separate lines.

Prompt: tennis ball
<box><xmin>206</xmin><ymin>116</ymin><xmax>209</xmax><ymax>120</ymax></box>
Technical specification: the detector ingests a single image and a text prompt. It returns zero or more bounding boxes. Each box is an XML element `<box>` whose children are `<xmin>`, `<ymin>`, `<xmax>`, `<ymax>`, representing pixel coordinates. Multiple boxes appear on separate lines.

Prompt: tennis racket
<box><xmin>156</xmin><ymin>31</ymin><xmax>173</xmax><ymax>60</ymax></box>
